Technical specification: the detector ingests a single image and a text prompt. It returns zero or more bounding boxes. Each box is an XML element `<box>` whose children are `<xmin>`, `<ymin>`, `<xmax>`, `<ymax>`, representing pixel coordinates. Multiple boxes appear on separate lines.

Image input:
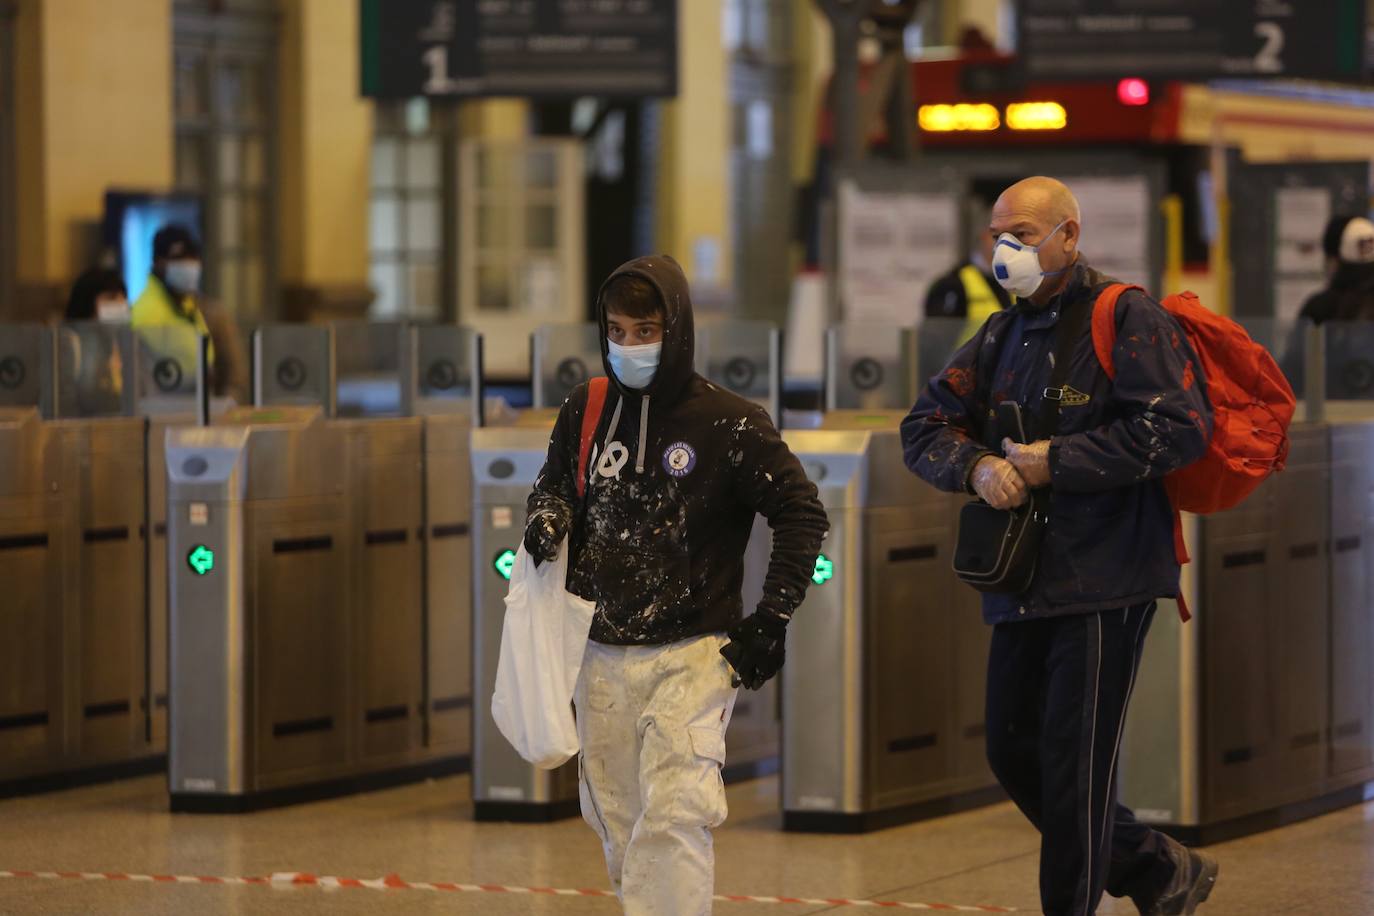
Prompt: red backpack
<box><xmin>1091</xmin><ymin>285</ymin><xmax>1297</xmax><ymax>618</ymax></box>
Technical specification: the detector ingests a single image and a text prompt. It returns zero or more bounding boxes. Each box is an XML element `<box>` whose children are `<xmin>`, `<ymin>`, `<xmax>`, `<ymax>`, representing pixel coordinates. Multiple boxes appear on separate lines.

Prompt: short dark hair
<box><xmin>65</xmin><ymin>268</ymin><xmax>127</xmax><ymax>321</ymax></box>
<box><xmin>153</xmin><ymin>224</ymin><xmax>202</xmax><ymax>260</ymax></box>
<box><xmin>601</xmin><ymin>275</ymin><xmax>663</xmax><ymax>320</ymax></box>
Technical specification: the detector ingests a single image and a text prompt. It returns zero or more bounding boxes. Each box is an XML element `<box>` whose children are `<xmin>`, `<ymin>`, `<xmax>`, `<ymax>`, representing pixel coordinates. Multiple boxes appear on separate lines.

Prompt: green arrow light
<box><xmin>494</xmin><ymin>548</ymin><xmax>517</xmax><ymax>581</ymax></box>
<box><xmin>812</xmin><ymin>553</ymin><xmax>834</xmax><ymax>586</ymax></box>
<box><xmin>187</xmin><ymin>545</ymin><xmax>215</xmax><ymax>576</ymax></box>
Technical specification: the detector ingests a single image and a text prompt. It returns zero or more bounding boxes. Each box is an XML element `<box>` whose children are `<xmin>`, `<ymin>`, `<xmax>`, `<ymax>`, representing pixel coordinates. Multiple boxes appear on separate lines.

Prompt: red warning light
<box><xmin>1117</xmin><ymin>78</ymin><xmax>1150</xmax><ymax>106</ymax></box>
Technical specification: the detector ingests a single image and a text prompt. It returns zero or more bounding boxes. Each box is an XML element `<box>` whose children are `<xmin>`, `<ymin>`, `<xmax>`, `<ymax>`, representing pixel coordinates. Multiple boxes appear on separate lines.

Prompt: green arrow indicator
<box><xmin>494</xmin><ymin>548</ymin><xmax>517</xmax><ymax>581</ymax></box>
<box><xmin>187</xmin><ymin>545</ymin><xmax>215</xmax><ymax>576</ymax></box>
<box><xmin>812</xmin><ymin>553</ymin><xmax>834</xmax><ymax>586</ymax></box>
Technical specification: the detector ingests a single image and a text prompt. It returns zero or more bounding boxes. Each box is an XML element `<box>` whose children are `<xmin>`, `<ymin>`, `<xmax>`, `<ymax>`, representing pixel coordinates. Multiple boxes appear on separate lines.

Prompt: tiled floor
<box><xmin>0</xmin><ymin>772</ymin><xmax>1370</xmax><ymax>914</ymax></box>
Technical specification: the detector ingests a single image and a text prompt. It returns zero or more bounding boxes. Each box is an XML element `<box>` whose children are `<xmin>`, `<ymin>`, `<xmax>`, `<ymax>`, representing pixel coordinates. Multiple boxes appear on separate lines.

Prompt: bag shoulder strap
<box><xmin>576</xmin><ymin>377</ymin><xmax>610</xmax><ymax>499</ymax></box>
<box><xmin>1034</xmin><ymin>295</ymin><xmax>1095</xmax><ymax>439</ymax></box>
<box><xmin>1089</xmin><ymin>283</ymin><xmax>1143</xmax><ymax>381</ymax></box>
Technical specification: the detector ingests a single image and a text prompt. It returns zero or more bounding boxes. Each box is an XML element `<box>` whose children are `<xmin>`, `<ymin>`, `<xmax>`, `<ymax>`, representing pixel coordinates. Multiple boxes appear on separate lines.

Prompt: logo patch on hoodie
<box><xmin>663</xmin><ymin>442</ymin><xmax>697</xmax><ymax>478</ymax></box>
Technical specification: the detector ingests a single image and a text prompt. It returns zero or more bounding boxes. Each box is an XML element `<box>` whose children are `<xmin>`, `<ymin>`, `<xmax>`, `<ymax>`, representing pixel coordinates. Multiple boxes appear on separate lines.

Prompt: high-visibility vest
<box><xmin>957</xmin><ymin>264</ymin><xmax>1005</xmax><ymax>343</ymax></box>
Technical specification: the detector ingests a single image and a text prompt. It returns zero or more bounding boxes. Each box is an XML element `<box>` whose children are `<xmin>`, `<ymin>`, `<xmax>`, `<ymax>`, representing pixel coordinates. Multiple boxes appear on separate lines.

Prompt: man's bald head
<box><xmin>988</xmin><ymin>176</ymin><xmax>1083</xmax><ymax>306</ymax></box>
<box><xmin>994</xmin><ymin>176</ymin><xmax>1081</xmax><ymax>228</ymax></box>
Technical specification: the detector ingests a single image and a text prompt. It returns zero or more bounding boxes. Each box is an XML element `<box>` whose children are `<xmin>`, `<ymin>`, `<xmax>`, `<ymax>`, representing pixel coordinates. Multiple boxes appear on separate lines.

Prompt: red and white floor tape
<box><xmin>0</xmin><ymin>868</ymin><xmax>1018</xmax><ymax>911</ymax></box>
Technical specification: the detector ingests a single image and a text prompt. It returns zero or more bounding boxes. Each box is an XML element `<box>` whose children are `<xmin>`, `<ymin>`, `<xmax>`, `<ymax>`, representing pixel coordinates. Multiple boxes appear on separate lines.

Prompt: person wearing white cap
<box><xmin>1300</xmin><ymin>215</ymin><xmax>1374</xmax><ymax>325</ymax></box>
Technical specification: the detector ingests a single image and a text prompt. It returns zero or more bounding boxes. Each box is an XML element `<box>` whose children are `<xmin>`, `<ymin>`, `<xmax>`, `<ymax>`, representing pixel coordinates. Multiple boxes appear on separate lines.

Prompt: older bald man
<box><xmin>902</xmin><ymin>178</ymin><xmax>1218</xmax><ymax>915</ymax></box>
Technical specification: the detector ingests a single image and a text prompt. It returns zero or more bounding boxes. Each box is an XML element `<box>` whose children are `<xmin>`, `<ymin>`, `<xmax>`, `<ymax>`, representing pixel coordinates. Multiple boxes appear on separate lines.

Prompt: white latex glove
<box><xmin>970</xmin><ymin>455</ymin><xmax>1029</xmax><ymax>510</ymax></box>
<box><xmin>1002</xmin><ymin>438</ymin><xmax>1052</xmax><ymax>488</ymax></box>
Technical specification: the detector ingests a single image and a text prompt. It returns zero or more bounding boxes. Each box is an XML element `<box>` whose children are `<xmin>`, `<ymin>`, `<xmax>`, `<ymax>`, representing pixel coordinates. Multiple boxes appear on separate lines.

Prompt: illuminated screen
<box><xmin>102</xmin><ymin>191</ymin><xmax>204</xmax><ymax>302</ymax></box>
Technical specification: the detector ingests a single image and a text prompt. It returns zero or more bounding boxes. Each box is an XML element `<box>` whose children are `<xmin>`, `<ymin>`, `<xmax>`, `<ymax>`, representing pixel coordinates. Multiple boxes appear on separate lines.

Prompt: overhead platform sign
<box><xmin>1017</xmin><ymin>0</ymin><xmax>1367</xmax><ymax>83</ymax></box>
<box><xmin>360</xmin><ymin>0</ymin><xmax>678</xmax><ymax>99</ymax></box>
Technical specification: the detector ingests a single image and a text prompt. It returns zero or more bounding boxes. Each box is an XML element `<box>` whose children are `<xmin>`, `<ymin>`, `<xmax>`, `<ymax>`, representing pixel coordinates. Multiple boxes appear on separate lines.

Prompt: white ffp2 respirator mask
<box><xmin>991</xmin><ymin>220</ymin><xmax>1069</xmax><ymax>299</ymax></box>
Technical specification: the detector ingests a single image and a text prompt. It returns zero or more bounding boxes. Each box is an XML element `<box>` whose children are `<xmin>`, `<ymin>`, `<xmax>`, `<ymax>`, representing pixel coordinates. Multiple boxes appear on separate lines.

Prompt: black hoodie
<box><xmin>527</xmin><ymin>255</ymin><xmax>829</xmax><ymax>646</ymax></box>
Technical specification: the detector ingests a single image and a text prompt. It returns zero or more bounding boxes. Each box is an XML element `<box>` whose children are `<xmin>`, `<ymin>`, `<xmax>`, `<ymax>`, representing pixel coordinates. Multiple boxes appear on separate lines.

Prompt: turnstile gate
<box><xmin>166</xmin><ymin>324</ymin><xmax>481</xmax><ymax>810</ymax></box>
<box><xmin>1122</xmin><ymin>421</ymin><xmax>1374</xmax><ymax>843</ymax></box>
<box><xmin>781</xmin><ymin>418</ymin><xmax>999</xmax><ymax>832</ymax></box>
<box><xmin>0</xmin><ymin>324</ymin><xmax>168</xmax><ymax>793</ymax></box>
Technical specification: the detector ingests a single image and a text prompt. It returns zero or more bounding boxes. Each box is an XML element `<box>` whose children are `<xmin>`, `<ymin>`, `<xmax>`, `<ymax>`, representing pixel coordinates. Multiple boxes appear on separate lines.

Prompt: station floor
<box><xmin>0</xmin><ymin>771</ymin><xmax>1370</xmax><ymax>915</ymax></box>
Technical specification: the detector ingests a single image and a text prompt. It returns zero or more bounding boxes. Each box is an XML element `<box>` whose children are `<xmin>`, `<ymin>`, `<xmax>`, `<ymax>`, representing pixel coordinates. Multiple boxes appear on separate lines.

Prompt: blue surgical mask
<box><xmin>164</xmin><ymin>260</ymin><xmax>202</xmax><ymax>296</ymax></box>
<box><xmin>607</xmin><ymin>339</ymin><xmax>661</xmax><ymax>389</ymax></box>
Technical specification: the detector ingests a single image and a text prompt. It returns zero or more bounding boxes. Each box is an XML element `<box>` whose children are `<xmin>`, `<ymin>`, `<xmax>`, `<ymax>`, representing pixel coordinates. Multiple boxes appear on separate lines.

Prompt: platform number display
<box><xmin>494</xmin><ymin>549</ymin><xmax>517</xmax><ymax>581</ymax></box>
<box><xmin>812</xmin><ymin>554</ymin><xmax>834</xmax><ymax>586</ymax></box>
<box><xmin>187</xmin><ymin>545</ymin><xmax>215</xmax><ymax>576</ymax></box>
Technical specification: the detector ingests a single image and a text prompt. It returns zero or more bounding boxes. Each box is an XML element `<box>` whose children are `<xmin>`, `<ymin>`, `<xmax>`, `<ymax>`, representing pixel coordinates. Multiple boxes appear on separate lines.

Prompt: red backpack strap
<box><xmin>1090</xmin><ymin>283</ymin><xmax>1142</xmax><ymax>381</ymax></box>
<box><xmin>576</xmin><ymin>377</ymin><xmax>610</xmax><ymax>499</ymax></box>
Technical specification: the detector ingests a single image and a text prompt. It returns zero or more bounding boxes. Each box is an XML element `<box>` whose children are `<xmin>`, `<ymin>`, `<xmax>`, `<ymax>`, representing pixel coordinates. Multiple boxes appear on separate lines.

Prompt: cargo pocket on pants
<box><xmin>671</xmin><ymin>726</ymin><xmax>728</xmax><ymax>828</ymax></box>
<box><xmin>578</xmin><ymin>753</ymin><xmax>610</xmax><ymax>843</ymax></box>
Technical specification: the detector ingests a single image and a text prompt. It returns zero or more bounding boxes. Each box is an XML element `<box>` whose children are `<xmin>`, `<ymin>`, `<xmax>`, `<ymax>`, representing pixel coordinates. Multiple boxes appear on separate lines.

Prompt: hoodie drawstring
<box><xmin>601</xmin><ymin>396</ymin><xmax>624</xmax><ymax>468</ymax></box>
<box><xmin>635</xmin><ymin>396</ymin><xmax>650</xmax><ymax>474</ymax></box>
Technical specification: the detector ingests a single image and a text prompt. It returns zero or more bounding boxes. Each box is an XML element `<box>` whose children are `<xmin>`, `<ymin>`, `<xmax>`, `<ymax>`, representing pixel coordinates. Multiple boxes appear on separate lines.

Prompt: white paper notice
<box><xmin>1275</xmin><ymin>277</ymin><xmax>1323</xmax><ymax>325</ymax></box>
<box><xmin>838</xmin><ymin>180</ymin><xmax>958</xmax><ymax>326</ymax></box>
<box><xmin>1275</xmin><ymin>188</ymin><xmax>1330</xmax><ymax>275</ymax></box>
<box><xmin>1068</xmin><ymin>176</ymin><xmax>1152</xmax><ymax>288</ymax></box>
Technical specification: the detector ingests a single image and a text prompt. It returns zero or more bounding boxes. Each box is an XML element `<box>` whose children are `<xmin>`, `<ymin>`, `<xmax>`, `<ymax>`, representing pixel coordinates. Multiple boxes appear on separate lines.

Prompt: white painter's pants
<box><xmin>574</xmin><ymin>633</ymin><xmax>739</xmax><ymax>916</ymax></box>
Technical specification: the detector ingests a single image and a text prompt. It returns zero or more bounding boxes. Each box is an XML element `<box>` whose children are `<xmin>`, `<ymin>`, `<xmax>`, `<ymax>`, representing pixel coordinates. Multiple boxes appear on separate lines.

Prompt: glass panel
<box><xmin>241</xmin><ymin>255</ymin><xmax>264</xmax><ymax>318</ymax></box>
<box><xmin>175</xmin><ymin>52</ymin><xmax>208</xmax><ymax>119</ymax></box>
<box><xmin>525</xmin><ymin>203</ymin><xmax>557</xmax><ymax>250</ymax></box>
<box><xmin>477</xmin><ymin>203</ymin><xmax>511</xmax><ymax>250</ymax></box>
<box><xmin>218</xmin><ymin>257</ymin><xmax>241</xmax><ymax>313</ymax></box>
<box><xmin>406</xmin><ymin>197</ymin><xmax>442</xmax><ymax>254</ymax></box>
<box><xmin>241</xmin><ymin>196</ymin><xmax>263</xmax><ymax>251</ymax></box>
<box><xmin>175</xmin><ymin>133</ymin><xmax>205</xmax><ymax>189</ymax></box>
<box><xmin>405</xmin><ymin>137</ymin><xmax>441</xmax><ymax>190</ymax></box>
<box><xmin>477</xmin><ymin>261</ymin><xmax>511</xmax><ymax>313</ymax></box>
<box><xmin>219</xmin><ymin>134</ymin><xmax>242</xmax><ymax>187</ymax></box>
<box><xmin>1323</xmin><ymin>320</ymin><xmax>1374</xmax><ymax>404</ymax></box>
<box><xmin>695</xmin><ymin>319</ymin><xmax>776</xmax><ymax>412</ymax></box>
<box><xmin>372</xmin><ymin>136</ymin><xmax>400</xmax><ymax>190</ymax></box>
<box><xmin>525</xmin><ymin>147</ymin><xmax>558</xmax><ymax>189</ymax></box>
<box><xmin>243</xmin><ymin>134</ymin><xmax>266</xmax><ymax>186</ymax></box>
<box><xmin>369</xmin><ymin>261</ymin><xmax>402</xmax><ymax>317</ymax></box>
<box><xmin>414</xmin><ymin>325</ymin><xmax>479</xmax><ymax>416</ymax></box>
<box><xmin>132</xmin><ymin>324</ymin><xmax>202</xmax><ymax>405</ymax></box>
<box><xmin>218</xmin><ymin>58</ymin><xmax>265</xmax><ymax>125</ymax></box>
<box><xmin>369</xmin><ymin>196</ymin><xmax>402</xmax><ymax>253</ymax></box>
<box><xmin>0</xmin><ymin>324</ymin><xmax>51</xmax><ymax>409</ymax></box>
<box><xmin>408</xmin><ymin>259</ymin><xmax>440</xmax><ymax>317</ymax></box>
<box><xmin>332</xmin><ymin>321</ymin><xmax>403</xmax><ymax>417</ymax></box>
<box><xmin>531</xmin><ymin>322</ymin><xmax>604</xmax><ymax>408</ymax></box>
<box><xmin>55</xmin><ymin>323</ymin><xmax>134</xmax><ymax>418</ymax></box>
<box><xmin>219</xmin><ymin>194</ymin><xmax>241</xmax><ymax>247</ymax></box>
<box><xmin>826</xmin><ymin>322</ymin><xmax>922</xmax><ymax>411</ymax></box>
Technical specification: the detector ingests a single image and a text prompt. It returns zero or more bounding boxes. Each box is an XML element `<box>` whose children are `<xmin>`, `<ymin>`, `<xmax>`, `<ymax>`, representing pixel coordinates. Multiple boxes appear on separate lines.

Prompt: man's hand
<box><xmin>1002</xmin><ymin>438</ymin><xmax>1052</xmax><ymax>488</ymax></box>
<box><xmin>971</xmin><ymin>455</ymin><xmax>1029</xmax><ymax>510</ymax></box>
<box><xmin>720</xmin><ymin>611</ymin><xmax>788</xmax><ymax>690</ymax></box>
<box><xmin>523</xmin><ymin>508</ymin><xmax>569</xmax><ymax>565</ymax></box>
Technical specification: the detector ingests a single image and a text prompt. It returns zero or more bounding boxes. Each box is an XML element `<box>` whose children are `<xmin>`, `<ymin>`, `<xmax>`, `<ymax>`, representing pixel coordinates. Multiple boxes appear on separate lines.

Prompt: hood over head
<box><xmin>596</xmin><ymin>255</ymin><xmax>695</xmax><ymax>404</ymax></box>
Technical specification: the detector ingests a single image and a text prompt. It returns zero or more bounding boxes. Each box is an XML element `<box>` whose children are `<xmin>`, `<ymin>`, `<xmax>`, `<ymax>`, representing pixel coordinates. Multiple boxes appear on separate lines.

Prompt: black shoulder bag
<box><xmin>952</xmin><ymin>298</ymin><xmax>1090</xmax><ymax>594</ymax></box>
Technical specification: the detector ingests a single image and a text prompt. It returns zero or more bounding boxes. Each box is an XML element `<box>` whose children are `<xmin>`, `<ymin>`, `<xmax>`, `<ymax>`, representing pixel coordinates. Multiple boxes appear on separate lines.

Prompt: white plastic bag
<box><xmin>490</xmin><ymin>541</ymin><xmax>596</xmax><ymax>769</ymax></box>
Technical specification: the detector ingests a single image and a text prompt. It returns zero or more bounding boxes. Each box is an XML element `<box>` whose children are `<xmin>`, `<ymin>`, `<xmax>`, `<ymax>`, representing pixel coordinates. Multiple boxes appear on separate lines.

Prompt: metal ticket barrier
<box><xmin>1121</xmin><ymin>419</ymin><xmax>1374</xmax><ymax>843</ymax></box>
<box><xmin>166</xmin><ymin>323</ymin><xmax>481</xmax><ymax>811</ymax></box>
<box><xmin>0</xmin><ymin>323</ymin><xmax>174</xmax><ymax>792</ymax></box>
<box><xmin>781</xmin><ymin>322</ymin><xmax>999</xmax><ymax>832</ymax></box>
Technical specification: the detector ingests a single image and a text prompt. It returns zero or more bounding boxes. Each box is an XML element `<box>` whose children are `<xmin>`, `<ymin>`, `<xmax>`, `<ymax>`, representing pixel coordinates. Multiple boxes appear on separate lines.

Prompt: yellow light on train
<box><xmin>1006</xmin><ymin>102</ymin><xmax>1068</xmax><ymax>131</ymax></box>
<box><xmin>918</xmin><ymin>103</ymin><xmax>1001</xmax><ymax>133</ymax></box>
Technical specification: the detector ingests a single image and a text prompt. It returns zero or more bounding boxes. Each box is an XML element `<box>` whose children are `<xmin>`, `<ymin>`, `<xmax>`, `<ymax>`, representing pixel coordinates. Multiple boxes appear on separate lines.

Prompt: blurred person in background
<box><xmin>61</xmin><ymin>267</ymin><xmax>130</xmax><ymax>415</ymax></box>
<box><xmin>131</xmin><ymin>224</ymin><xmax>245</xmax><ymax>399</ymax></box>
<box><xmin>1300</xmin><ymin>215</ymin><xmax>1374</xmax><ymax>324</ymax></box>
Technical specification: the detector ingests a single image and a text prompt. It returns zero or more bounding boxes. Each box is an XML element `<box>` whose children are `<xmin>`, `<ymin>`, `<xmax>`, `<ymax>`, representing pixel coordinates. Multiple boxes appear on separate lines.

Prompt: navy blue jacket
<box><xmin>901</xmin><ymin>262</ymin><xmax>1213</xmax><ymax>624</ymax></box>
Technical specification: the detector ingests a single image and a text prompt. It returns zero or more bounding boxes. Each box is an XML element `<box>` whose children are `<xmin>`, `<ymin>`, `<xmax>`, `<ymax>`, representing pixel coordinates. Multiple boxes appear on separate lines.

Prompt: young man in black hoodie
<box><xmin>524</xmin><ymin>255</ymin><xmax>827</xmax><ymax>913</ymax></box>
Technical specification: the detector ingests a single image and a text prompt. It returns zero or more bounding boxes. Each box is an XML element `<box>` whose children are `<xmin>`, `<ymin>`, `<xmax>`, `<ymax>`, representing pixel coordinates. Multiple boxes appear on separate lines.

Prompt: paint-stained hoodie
<box><xmin>527</xmin><ymin>255</ymin><xmax>829</xmax><ymax>646</ymax></box>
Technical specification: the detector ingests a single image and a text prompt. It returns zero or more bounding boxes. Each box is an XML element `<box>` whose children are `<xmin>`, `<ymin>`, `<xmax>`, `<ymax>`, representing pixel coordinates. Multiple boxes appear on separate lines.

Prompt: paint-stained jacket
<box><xmin>528</xmin><ymin>255</ymin><xmax>829</xmax><ymax>646</ymax></box>
<box><xmin>901</xmin><ymin>261</ymin><xmax>1212</xmax><ymax>624</ymax></box>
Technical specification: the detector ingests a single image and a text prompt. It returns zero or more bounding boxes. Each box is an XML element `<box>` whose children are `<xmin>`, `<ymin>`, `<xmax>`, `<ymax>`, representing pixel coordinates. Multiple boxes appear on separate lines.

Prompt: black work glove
<box><xmin>720</xmin><ymin>611</ymin><xmax>789</xmax><ymax>691</ymax></box>
<box><xmin>523</xmin><ymin>508</ymin><xmax>569</xmax><ymax>566</ymax></box>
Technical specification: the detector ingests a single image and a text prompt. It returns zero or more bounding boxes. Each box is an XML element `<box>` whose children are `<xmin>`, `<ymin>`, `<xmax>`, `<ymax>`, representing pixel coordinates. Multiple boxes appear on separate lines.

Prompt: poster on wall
<box><xmin>1066</xmin><ymin>176</ymin><xmax>1152</xmax><ymax>289</ymax></box>
<box><xmin>1272</xmin><ymin>186</ymin><xmax>1330</xmax><ymax>324</ymax></box>
<box><xmin>838</xmin><ymin>181</ymin><xmax>959</xmax><ymax>326</ymax></box>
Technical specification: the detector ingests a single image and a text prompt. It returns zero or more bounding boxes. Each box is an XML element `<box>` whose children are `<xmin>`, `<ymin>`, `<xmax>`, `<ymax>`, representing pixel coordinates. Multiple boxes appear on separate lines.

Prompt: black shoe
<box><xmin>1142</xmin><ymin>844</ymin><xmax>1219</xmax><ymax>915</ymax></box>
